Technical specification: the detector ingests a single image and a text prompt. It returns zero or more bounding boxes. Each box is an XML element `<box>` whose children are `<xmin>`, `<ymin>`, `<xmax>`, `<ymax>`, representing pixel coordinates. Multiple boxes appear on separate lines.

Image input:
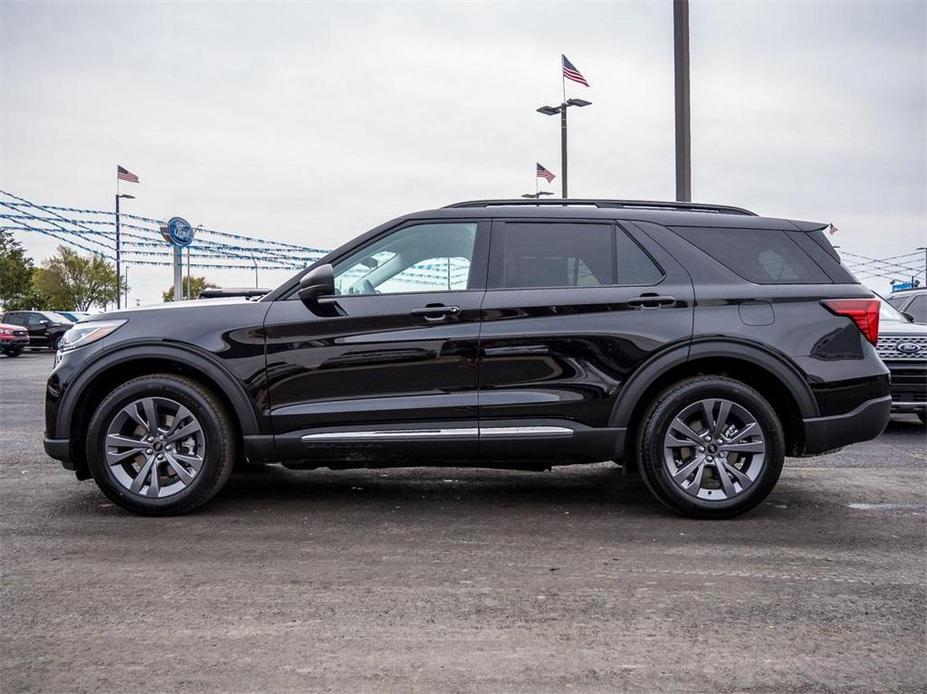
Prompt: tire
<box><xmin>85</xmin><ymin>374</ymin><xmax>236</xmax><ymax>515</ymax></box>
<box><xmin>2</xmin><ymin>347</ymin><xmax>22</xmax><ymax>357</ymax></box>
<box><xmin>636</xmin><ymin>375</ymin><xmax>785</xmax><ymax>519</ymax></box>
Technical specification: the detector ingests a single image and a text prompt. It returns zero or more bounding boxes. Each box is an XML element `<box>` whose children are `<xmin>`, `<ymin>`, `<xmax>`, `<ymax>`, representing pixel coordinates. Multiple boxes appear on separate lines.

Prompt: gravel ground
<box><xmin>1</xmin><ymin>351</ymin><xmax>925</xmax><ymax>693</ymax></box>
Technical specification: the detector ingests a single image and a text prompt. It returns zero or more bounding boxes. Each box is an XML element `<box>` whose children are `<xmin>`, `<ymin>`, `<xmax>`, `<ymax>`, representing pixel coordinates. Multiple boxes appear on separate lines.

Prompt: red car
<box><xmin>0</xmin><ymin>322</ymin><xmax>30</xmax><ymax>358</ymax></box>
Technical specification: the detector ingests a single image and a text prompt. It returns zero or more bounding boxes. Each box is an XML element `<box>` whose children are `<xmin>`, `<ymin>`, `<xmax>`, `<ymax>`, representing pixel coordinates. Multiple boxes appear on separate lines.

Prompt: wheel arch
<box><xmin>60</xmin><ymin>344</ymin><xmax>261</xmax><ymax>475</ymax></box>
<box><xmin>611</xmin><ymin>340</ymin><xmax>818</xmax><ymax>458</ymax></box>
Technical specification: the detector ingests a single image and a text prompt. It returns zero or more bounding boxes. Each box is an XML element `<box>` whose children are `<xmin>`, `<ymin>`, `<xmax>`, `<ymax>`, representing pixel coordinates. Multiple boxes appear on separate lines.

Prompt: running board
<box><xmin>300</xmin><ymin>425</ymin><xmax>573</xmax><ymax>442</ymax></box>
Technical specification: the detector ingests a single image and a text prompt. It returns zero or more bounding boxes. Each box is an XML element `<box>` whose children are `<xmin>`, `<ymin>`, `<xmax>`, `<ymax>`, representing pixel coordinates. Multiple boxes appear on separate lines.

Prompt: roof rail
<box><xmin>444</xmin><ymin>199</ymin><xmax>757</xmax><ymax>216</ymax></box>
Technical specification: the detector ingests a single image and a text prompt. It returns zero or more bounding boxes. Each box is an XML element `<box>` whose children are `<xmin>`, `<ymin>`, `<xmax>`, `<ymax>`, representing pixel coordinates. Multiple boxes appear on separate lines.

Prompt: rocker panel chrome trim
<box><xmin>300</xmin><ymin>425</ymin><xmax>574</xmax><ymax>442</ymax></box>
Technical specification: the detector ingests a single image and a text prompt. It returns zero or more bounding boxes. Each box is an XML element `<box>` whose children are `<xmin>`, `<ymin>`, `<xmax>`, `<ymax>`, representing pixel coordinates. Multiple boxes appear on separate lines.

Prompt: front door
<box><xmin>263</xmin><ymin>219</ymin><xmax>489</xmax><ymax>464</ymax></box>
<box><xmin>478</xmin><ymin>218</ymin><xmax>694</xmax><ymax>461</ymax></box>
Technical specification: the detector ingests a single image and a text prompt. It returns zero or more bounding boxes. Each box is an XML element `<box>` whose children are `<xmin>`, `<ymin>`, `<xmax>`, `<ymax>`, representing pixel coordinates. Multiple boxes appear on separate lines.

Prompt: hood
<box><xmin>87</xmin><ymin>296</ymin><xmax>252</xmax><ymax>320</ymax></box>
<box><xmin>879</xmin><ymin>318</ymin><xmax>927</xmax><ymax>336</ymax></box>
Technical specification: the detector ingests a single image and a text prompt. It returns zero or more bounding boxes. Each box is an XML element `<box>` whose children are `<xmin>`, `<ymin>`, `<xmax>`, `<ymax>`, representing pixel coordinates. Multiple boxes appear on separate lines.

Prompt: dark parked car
<box><xmin>877</xmin><ymin>299</ymin><xmax>927</xmax><ymax>424</ymax></box>
<box><xmin>1</xmin><ymin>311</ymin><xmax>73</xmax><ymax>350</ymax></box>
<box><xmin>886</xmin><ymin>287</ymin><xmax>927</xmax><ymax>324</ymax></box>
<box><xmin>0</xmin><ymin>322</ymin><xmax>30</xmax><ymax>357</ymax></box>
<box><xmin>44</xmin><ymin>199</ymin><xmax>890</xmax><ymax>517</ymax></box>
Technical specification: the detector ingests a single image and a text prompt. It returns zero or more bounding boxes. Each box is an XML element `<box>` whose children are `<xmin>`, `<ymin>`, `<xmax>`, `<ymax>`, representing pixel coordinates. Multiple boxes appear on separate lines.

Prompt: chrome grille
<box><xmin>877</xmin><ymin>335</ymin><xmax>927</xmax><ymax>362</ymax></box>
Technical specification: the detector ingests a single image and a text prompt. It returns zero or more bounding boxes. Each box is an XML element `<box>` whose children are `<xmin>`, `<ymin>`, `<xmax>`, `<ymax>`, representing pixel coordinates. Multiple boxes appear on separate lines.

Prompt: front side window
<box><xmin>907</xmin><ymin>294</ymin><xmax>927</xmax><ymax>323</ymax></box>
<box><xmin>497</xmin><ymin>222</ymin><xmax>662</xmax><ymax>289</ymax></box>
<box><xmin>332</xmin><ymin>222</ymin><xmax>477</xmax><ymax>295</ymax></box>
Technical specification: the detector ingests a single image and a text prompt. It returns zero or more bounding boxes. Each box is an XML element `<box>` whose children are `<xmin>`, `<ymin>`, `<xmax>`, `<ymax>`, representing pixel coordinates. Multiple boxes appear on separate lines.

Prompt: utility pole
<box><xmin>674</xmin><ymin>0</ymin><xmax>692</xmax><ymax>202</ymax></box>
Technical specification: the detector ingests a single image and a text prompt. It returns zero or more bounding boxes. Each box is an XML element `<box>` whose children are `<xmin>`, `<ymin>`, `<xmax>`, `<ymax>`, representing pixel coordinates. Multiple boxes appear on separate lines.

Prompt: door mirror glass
<box><xmin>298</xmin><ymin>264</ymin><xmax>339</xmax><ymax>316</ymax></box>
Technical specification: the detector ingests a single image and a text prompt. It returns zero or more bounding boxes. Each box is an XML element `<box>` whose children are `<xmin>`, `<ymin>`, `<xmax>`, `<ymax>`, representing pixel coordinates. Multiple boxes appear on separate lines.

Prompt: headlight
<box><xmin>58</xmin><ymin>320</ymin><xmax>127</xmax><ymax>352</ymax></box>
<box><xmin>0</xmin><ymin>328</ymin><xmax>12</xmax><ymax>336</ymax></box>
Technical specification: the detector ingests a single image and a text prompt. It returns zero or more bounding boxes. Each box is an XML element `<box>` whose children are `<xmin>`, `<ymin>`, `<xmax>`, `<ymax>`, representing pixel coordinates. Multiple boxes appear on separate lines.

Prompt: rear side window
<box><xmin>495</xmin><ymin>222</ymin><xmax>662</xmax><ymax>289</ymax></box>
<box><xmin>671</xmin><ymin>227</ymin><xmax>831</xmax><ymax>284</ymax></box>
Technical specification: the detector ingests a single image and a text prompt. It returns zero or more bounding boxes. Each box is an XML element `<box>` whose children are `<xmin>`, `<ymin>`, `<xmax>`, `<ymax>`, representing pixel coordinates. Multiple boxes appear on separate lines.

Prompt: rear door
<box><xmin>478</xmin><ymin>218</ymin><xmax>694</xmax><ymax>460</ymax></box>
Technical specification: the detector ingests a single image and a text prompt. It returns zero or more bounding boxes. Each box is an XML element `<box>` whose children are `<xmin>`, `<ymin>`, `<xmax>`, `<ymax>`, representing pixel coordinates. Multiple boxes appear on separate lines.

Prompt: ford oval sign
<box><xmin>166</xmin><ymin>217</ymin><xmax>195</xmax><ymax>247</ymax></box>
<box><xmin>896</xmin><ymin>342</ymin><xmax>922</xmax><ymax>355</ymax></box>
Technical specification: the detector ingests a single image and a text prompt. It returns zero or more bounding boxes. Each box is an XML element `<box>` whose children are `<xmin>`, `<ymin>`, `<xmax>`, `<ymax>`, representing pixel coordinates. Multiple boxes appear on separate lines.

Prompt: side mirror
<box><xmin>903</xmin><ymin>311</ymin><xmax>915</xmax><ymax>323</ymax></box>
<box><xmin>298</xmin><ymin>264</ymin><xmax>340</xmax><ymax>316</ymax></box>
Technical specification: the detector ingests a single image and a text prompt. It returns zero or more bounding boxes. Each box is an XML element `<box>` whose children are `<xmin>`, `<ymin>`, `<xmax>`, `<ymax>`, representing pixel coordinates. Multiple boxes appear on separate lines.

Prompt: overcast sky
<box><xmin>1</xmin><ymin>0</ymin><xmax>925</xmax><ymax>304</ymax></box>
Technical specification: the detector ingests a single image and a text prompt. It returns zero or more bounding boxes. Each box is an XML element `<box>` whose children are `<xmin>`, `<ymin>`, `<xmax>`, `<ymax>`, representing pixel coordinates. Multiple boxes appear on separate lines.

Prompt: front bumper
<box><xmin>801</xmin><ymin>395</ymin><xmax>891</xmax><ymax>455</ymax></box>
<box><xmin>884</xmin><ymin>361</ymin><xmax>927</xmax><ymax>412</ymax></box>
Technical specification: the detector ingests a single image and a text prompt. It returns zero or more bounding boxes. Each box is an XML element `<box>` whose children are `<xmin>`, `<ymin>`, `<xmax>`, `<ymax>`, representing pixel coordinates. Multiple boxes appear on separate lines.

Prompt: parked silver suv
<box><xmin>878</xmin><ymin>299</ymin><xmax>927</xmax><ymax>424</ymax></box>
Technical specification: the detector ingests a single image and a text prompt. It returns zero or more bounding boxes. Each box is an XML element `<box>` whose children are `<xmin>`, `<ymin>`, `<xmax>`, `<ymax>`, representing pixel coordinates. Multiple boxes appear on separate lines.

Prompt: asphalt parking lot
<box><xmin>1</xmin><ymin>351</ymin><xmax>924</xmax><ymax>693</ymax></box>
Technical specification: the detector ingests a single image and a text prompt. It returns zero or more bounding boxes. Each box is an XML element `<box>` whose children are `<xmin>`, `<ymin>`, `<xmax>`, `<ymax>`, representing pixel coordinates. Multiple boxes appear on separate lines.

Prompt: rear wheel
<box><xmin>637</xmin><ymin>376</ymin><xmax>785</xmax><ymax>519</ymax></box>
<box><xmin>86</xmin><ymin>374</ymin><xmax>236</xmax><ymax>515</ymax></box>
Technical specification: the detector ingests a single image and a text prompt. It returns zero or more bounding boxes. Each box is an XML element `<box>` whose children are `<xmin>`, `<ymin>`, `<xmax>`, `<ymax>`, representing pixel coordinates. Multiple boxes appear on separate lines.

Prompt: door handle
<box><xmin>411</xmin><ymin>305</ymin><xmax>462</xmax><ymax>321</ymax></box>
<box><xmin>627</xmin><ymin>294</ymin><xmax>676</xmax><ymax>308</ymax></box>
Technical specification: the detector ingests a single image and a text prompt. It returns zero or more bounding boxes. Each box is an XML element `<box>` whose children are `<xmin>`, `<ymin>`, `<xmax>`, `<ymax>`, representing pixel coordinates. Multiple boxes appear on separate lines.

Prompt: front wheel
<box><xmin>85</xmin><ymin>374</ymin><xmax>236</xmax><ymax>515</ymax></box>
<box><xmin>2</xmin><ymin>347</ymin><xmax>23</xmax><ymax>357</ymax></box>
<box><xmin>637</xmin><ymin>376</ymin><xmax>785</xmax><ymax>519</ymax></box>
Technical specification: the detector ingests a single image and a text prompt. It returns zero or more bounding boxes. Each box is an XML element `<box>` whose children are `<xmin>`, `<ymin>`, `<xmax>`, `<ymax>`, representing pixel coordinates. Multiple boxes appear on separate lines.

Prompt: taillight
<box><xmin>821</xmin><ymin>298</ymin><xmax>880</xmax><ymax>346</ymax></box>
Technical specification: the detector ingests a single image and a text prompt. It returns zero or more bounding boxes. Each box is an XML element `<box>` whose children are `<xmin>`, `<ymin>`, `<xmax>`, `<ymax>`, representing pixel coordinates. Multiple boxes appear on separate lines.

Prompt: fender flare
<box><xmin>55</xmin><ymin>342</ymin><xmax>261</xmax><ymax>439</ymax></box>
<box><xmin>608</xmin><ymin>339</ymin><xmax>819</xmax><ymax>428</ymax></box>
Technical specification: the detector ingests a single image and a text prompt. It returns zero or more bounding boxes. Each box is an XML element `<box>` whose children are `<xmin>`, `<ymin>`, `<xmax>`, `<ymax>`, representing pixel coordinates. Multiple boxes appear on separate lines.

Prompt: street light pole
<box><xmin>115</xmin><ymin>194</ymin><xmax>120</xmax><ymax>309</ymax></box>
<box><xmin>560</xmin><ymin>107</ymin><xmax>568</xmax><ymax>199</ymax></box>
<box><xmin>537</xmin><ymin>98</ymin><xmax>591</xmax><ymax>199</ymax></box>
<box><xmin>114</xmin><ymin>193</ymin><xmax>135</xmax><ymax>309</ymax></box>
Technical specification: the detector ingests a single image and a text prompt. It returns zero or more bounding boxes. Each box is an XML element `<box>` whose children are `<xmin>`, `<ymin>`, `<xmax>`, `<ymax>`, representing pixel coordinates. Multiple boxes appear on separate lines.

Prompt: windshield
<box><xmin>42</xmin><ymin>311</ymin><xmax>74</xmax><ymax>323</ymax></box>
<box><xmin>876</xmin><ymin>296</ymin><xmax>910</xmax><ymax>322</ymax></box>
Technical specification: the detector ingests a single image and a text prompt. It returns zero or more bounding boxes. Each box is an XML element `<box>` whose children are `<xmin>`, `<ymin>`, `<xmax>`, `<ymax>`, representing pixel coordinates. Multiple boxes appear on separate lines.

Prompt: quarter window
<box><xmin>671</xmin><ymin>226</ymin><xmax>830</xmax><ymax>284</ymax></box>
<box><xmin>332</xmin><ymin>222</ymin><xmax>478</xmax><ymax>295</ymax></box>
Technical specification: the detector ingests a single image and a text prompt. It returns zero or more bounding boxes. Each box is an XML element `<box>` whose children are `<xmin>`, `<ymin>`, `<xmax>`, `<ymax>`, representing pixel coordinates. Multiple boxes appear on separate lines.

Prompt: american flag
<box><xmin>117</xmin><ymin>165</ymin><xmax>139</xmax><ymax>183</ymax></box>
<box><xmin>537</xmin><ymin>163</ymin><xmax>556</xmax><ymax>182</ymax></box>
<box><xmin>562</xmin><ymin>55</ymin><xmax>589</xmax><ymax>87</ymax></box>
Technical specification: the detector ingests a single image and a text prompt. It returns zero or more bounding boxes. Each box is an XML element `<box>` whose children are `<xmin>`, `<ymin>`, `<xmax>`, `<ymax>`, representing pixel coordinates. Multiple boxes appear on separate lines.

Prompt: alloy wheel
<box><xmin>662</xmin><ymin>398</ymin><xmax>766</xmax><ymax>501</ymax></box>
<box><xmin>104</xmin><ymin>396</ymin><xmax>206</xmax><ymax>498</ymax></box>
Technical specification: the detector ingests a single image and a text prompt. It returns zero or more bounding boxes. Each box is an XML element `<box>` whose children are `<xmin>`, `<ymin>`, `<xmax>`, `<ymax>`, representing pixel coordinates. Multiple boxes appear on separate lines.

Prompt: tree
<box><xmin>0</xmin><ymin>230</ymin><xmax>41</xmax><ymax>310</ymax></box>
<box><xmin>32</xmin><ymin>246</ymin><xmax>122</xmax><ymax>311</ymax></box>
<box><xmin>162</xmin><ymin>276</ymin><xmax>218</xmax><ymax>302</ymax></box>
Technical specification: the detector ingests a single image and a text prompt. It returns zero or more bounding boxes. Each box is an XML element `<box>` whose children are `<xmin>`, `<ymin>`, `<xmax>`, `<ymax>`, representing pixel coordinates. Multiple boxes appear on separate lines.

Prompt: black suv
<box><xmin>44</xmin><ymin>200</ymin><xmax>891</xmax><ymax>517</ymax></box>
<box><xmin>2</xmin><ymin>310</ymin><xmax>73</xmax><ymax>350</ymax></box>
